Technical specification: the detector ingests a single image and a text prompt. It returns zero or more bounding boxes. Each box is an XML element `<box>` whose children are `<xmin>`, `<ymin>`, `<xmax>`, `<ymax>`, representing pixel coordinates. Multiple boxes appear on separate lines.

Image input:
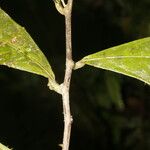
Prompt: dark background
<box><xmin>0</xmin><ymin>0</ymin><xmax>150</xmax><ymax>150</ymax></box>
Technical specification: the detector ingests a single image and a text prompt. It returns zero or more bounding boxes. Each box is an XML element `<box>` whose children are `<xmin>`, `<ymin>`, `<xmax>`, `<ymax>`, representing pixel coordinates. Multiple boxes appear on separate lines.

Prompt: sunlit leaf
<box><xmin>0</xmin><ymin>8</ymin><xmax>60</xmax><ymax>93</ymax></box>
<box><xmin>76</xmin><ymin>37</ymin><xmax>150</xmax><ymax>85</ymax></box>
<box><xmin>0</xmin><ymin>8</ymin><xmax>54</xmax><ymax>79</ymax></box>
<box><xmin>0</xmin><ymin>143</ymin><xmax>11</xmax><ymax>150</ymax></box>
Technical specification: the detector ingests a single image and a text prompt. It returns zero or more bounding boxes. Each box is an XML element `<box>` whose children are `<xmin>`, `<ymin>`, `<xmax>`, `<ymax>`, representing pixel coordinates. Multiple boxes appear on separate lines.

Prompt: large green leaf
<box><xmin>0</xmin><ymin>8</ymin><xmax>60</xmax><ymax>92</ymax></box>
<box><xmin>76</xmin><ymin>37</ymin><xmax>150</xmax><ymax>85</ymax></box>
<box><xmin>0</xmin><ymin>8</ymin><xmax>54</xmax><ymax>79</ymax></box>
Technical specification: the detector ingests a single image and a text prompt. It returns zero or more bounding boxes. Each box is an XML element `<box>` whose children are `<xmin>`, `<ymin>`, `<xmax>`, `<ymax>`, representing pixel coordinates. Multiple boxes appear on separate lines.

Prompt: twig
<box><xmin>53</xmin><ymin>0</ymin><xmax>73</xmax><ymax>149</ymax></box>
<box><xmin>61</xmin><ymin>0</ymin><xmax>74</xmax><ymax>150</ymax></box>
<box><xmin>61</xmin><ymin>0</ymin><xmax>66</xmax><ymax>7</ymax></box>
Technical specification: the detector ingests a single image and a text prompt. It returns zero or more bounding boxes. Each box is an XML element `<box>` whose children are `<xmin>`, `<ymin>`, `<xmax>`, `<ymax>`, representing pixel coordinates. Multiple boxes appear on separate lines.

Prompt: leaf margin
<box><xmin>75</xmin><ymin>37</ymin><xmax>150</xmax><ymax>85</ymax></box>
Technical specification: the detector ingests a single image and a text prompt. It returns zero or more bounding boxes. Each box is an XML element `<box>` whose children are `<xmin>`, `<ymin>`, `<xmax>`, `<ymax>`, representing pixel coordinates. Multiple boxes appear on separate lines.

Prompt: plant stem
<box><xmin>61</xmin><ymin>0</ymin><xmax>74</xmax><ymax>150</ymax></box>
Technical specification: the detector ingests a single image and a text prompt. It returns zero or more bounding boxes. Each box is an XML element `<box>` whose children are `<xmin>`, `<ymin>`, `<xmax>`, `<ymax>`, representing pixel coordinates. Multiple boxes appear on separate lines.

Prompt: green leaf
<box><xmin>0</xmin><ymin>8</ymin><xmax>60</xmax><ymax>93</ymax></box>
<box><xmin>0</xmin><ymin>8</ymin><xmax>53</xmax><ymax>79</ymax></box>
<box><xmin>105</xmin><ymin>72</ymin><xmax>124</xmax><ymax>109</ymax></box>
<box><xmin>0</xmin><ymin>143</ymin><xmax>11</xmax><ymax>150</ymax></box>
<box><xmin>76</xmin><ymin>37</ymin><xmax>150</xmax><ymax>85</ymax></box>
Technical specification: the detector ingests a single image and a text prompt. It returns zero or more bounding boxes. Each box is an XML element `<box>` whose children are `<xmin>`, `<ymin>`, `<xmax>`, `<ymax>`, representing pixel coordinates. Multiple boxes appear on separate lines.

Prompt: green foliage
<box><xmin>0</xmin><ymin>4</ymin><xmax>150</xmax><ymax>150</ymax></box>
<box><xmin>0</xmin><ymin>8</ymin><xmax>60</xmax><ymax>92</ymax></box>
<box><xmin>76</xmin><ymin>38</ymin><xmax>150</xmax><ymax>85</ymax></box>
<box><xmin>105</xmin><ymin>72</ymin><xmax>124</xmax><ymax>109</ymax></box>
<box><xmin>0</xmin><ymin>143</ymin><xmax>11</xmax><ymax>150</ymax></box>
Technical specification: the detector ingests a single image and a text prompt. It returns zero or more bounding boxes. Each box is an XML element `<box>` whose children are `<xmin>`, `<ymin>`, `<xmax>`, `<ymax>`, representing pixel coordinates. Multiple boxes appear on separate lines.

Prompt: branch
<box><xmin>61</xmin><ymin>0</ymin><xmax>74</xmax><ymax>150</ymax></box>
<box><xmin>53</xmin><ymin>0</ymin><xmax>65</xmax><ymax>15</ymax></box>
<box><xmin>53</xmin><ymin>0</ymin><xmax>74</xmax><ymax>149</ymax></box>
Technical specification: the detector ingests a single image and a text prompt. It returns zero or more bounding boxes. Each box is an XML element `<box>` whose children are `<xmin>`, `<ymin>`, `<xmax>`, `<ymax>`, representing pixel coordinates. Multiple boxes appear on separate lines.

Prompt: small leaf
<box><xmin>0</xmin><ymin>143</ymin><xmax>12</xmax><ymax>150</ymax></box>
<box><xmin>0</xmin><ymin>8</ymin><xmax>60</xmax><ymax>93</ymax></box>
<box><xmin>76</xmin><ymin>37</ymin><xmax>150</xmax><ymax>85</ymax></box>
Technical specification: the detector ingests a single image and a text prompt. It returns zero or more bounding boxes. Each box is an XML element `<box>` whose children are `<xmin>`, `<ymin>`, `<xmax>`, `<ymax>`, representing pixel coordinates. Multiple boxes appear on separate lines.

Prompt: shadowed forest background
<box><xmin>0</xmin><ymin>0</ymin><xmax>150</xmax><ymax>150</ymax></box>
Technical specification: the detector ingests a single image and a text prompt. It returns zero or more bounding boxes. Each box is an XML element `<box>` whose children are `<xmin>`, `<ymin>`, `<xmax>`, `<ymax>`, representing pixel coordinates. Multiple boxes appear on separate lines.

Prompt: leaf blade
<box><xmin>0</xmin><ymin>8</ymin><xmax>54</xmax><ymax>80</ymax></box>
<box><xmin>78</xmin><ymin>37</ymin><xmax>150</xmax><ymax>85</ymax></box>
<box><xmin>0</xmin><ymin>143</ymin><xmax>11</xmax><ymax>150</ymax></box>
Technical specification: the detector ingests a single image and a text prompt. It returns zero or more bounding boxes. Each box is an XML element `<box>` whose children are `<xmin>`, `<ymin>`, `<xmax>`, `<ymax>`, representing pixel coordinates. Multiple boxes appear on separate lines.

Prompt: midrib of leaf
<box><xmin>82</xmin><ymin>56</ymin><xmax>150</xmax><ymax>84</ymax></box>
<box><xmin>77</xmin><ymin>37</ymin><xmax>150</xmax><ymax>85</ymax></box>
<box><xmin>83</xmin><ymin>56</ymin><xmax>150</xmax><ymax>61</ymax></box>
